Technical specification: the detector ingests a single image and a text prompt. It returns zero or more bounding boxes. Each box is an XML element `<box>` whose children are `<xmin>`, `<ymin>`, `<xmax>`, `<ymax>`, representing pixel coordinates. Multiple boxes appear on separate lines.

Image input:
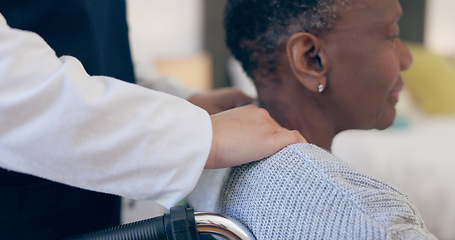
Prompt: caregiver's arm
<box><xmin>0</xmin><ymin>14</ymin><xmax>304</xmax><ymax>208</ymax></box>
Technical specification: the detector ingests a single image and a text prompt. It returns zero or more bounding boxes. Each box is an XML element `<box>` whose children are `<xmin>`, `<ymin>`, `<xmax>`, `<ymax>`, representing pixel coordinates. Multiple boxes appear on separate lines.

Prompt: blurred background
<box><xmin>124</xmin><ymin>1</ymin><xmax>455</xmax><ymax>239</ymax></box>
<box><xmin>126</xmin><ymin>0</ymin><xmax>455</xmax><ymax>91</ymax></box>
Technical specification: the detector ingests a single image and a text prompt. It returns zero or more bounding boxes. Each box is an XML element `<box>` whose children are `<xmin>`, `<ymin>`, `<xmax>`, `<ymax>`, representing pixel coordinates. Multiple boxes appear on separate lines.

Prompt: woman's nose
<box><xmin>399</xmin><ymin>40</ymin><xmax>413</xmax><ymax>71</ymax></box>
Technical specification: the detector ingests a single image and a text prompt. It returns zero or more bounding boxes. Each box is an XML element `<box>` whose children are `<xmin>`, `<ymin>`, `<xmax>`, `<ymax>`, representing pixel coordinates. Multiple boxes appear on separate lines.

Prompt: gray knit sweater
<box><xmin>217</xmin><ymin>143</ymin><xmax>437</xmax><ymax>240</ymax></box>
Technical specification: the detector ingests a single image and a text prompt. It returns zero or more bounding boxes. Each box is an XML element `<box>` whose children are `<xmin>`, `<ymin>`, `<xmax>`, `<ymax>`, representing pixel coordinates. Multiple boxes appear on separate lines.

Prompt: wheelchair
<box><xmin>66</xmin><ymin>205</ymin><xmax>254</xmax><ymax>240</ymax></box>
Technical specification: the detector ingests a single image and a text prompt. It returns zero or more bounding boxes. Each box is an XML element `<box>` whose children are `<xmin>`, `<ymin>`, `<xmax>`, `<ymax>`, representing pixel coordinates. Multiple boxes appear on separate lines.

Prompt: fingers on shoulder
<box><xmin>288</xmin><ymin>129</ymin><xmax>306</xmax><ymax>143</ymax></box>
<box><xmin>240</xmin><ymin>105</ymin><xmax>305</xmax><ymax>144</ymax></box>
<box><xmin>274</xmin><ymin>129</ymin><xmax>306</xmax><ymax>144</ymax></box>
<box><xmin>244</xmin><ymin>105</ymin><xmax>273</xmax><ymax>119</ymax></box>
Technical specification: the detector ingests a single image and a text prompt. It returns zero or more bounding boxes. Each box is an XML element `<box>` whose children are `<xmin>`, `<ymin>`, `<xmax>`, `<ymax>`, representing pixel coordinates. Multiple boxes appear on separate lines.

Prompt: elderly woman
<box><xmin>215</xmin><ymin>0</ymin><xmax>437</xmax><ymax>239</ymax></box>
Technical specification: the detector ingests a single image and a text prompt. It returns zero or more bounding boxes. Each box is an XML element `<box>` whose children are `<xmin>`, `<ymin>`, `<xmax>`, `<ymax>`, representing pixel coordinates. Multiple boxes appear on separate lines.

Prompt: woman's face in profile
<box><xmin>320</xmin><ymin>0</ymin><xmax>413</xmax><ymax>131</ymax></box>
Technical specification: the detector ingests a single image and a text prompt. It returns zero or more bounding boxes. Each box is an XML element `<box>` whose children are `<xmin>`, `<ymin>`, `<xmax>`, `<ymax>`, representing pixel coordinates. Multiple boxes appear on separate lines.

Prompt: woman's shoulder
<box><xmin>219</xmin><ymin>143</ymin><xmax>432</xmax><ymax>239</ymax></box>
<box><xmin>228</xmin><ymin>143</ymin><xmax>405</xmax><ymax>196</ymax></box>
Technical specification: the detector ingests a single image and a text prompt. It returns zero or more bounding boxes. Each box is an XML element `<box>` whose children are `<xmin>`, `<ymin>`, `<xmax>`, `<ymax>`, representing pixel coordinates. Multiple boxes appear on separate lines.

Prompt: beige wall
<box><xmin>425</xmin><ymin>0</ymin><xmax>455</xmax><ymax>56</ymax></box>
<box><xmin>126</xmin><ymin>0</ymin><xmax>211</xmax><ymax>91</ymax></box>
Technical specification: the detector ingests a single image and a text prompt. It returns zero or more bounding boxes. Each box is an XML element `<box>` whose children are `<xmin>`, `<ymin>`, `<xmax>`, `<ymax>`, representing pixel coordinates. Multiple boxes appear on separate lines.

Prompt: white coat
<box><xmin>0</xmin><ymin>13</ymin><xmax>212</xmax><ymax>209</ymax></box>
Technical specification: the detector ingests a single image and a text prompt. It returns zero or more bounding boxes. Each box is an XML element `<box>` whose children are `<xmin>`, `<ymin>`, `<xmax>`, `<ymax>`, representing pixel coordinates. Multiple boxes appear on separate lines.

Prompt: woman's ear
<box><xmin>286</xmin><ymin>32</ymin><xmax>329</xmax><ymax>93</ymax></box>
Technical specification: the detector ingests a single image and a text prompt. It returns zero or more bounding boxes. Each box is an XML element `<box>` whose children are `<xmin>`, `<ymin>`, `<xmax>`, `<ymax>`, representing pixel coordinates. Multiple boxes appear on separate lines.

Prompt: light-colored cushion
<box><xmin>401</xmin><ymin>43</ymin><xmax>455</xmax><ymax>115</ymax></box>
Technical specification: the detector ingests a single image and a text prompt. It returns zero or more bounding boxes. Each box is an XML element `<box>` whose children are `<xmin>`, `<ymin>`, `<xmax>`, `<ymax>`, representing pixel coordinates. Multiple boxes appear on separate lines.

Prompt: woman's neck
<box><xmin>258</xmin><ymin>85</ymin><xmax>337</xmax><ymax>151</ymax></box>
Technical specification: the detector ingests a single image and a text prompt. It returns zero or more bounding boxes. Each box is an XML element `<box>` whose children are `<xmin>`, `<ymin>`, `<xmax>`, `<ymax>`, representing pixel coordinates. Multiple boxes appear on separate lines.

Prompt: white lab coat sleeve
<box><xmin>134</xmin><ymin>60</ymin><xmax>199</xmax><ymax>100</ymax></box>
<box><xmin>0</xmin><ymin>14</ymin><xmax>211</xmax><ymax>209</ymax></box>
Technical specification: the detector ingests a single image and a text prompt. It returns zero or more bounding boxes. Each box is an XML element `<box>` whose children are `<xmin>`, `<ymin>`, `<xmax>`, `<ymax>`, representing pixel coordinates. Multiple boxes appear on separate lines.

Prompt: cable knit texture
<box><xmin>218</xmin><ymin>143</ymin><xmax>437</xmax><ymax>240</ymax></box>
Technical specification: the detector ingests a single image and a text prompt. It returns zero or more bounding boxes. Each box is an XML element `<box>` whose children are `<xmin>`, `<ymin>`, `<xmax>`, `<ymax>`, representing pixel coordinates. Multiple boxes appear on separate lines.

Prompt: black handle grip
<box><xmin>66</xmin><ymin>205</ymin><xmax>199</xmax><ymax>240</ymax></box>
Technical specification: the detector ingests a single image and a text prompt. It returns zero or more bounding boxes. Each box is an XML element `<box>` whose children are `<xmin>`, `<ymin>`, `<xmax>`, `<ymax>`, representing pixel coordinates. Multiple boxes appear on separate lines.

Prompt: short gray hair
<box><xmin>224</xmin><ymin>0</ymin><xmax>348</xmax><ymax>79</ymax></box>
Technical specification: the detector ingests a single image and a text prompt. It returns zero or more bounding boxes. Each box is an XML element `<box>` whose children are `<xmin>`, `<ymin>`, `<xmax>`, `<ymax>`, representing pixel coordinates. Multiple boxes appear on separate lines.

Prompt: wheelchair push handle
<box><xmin>67</xmin><ymin>205</ymin><xmax>254</xmax><ymax>240</ymax></box>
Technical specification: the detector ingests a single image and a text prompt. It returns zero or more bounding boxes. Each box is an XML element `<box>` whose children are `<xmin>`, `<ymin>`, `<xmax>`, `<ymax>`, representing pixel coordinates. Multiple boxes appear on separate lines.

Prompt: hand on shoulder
<box><xmin>205</xmin><ymin>104</ymin><xmax>306</xmax><ymax>169</ymax></box>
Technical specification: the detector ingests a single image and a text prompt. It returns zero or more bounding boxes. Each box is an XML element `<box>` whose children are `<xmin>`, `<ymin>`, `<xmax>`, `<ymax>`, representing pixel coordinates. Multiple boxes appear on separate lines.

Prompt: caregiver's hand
<box><xmin>205</xmin><ymin>104</ymin><xmax>306</xmax><ymax>169</ymax></box>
